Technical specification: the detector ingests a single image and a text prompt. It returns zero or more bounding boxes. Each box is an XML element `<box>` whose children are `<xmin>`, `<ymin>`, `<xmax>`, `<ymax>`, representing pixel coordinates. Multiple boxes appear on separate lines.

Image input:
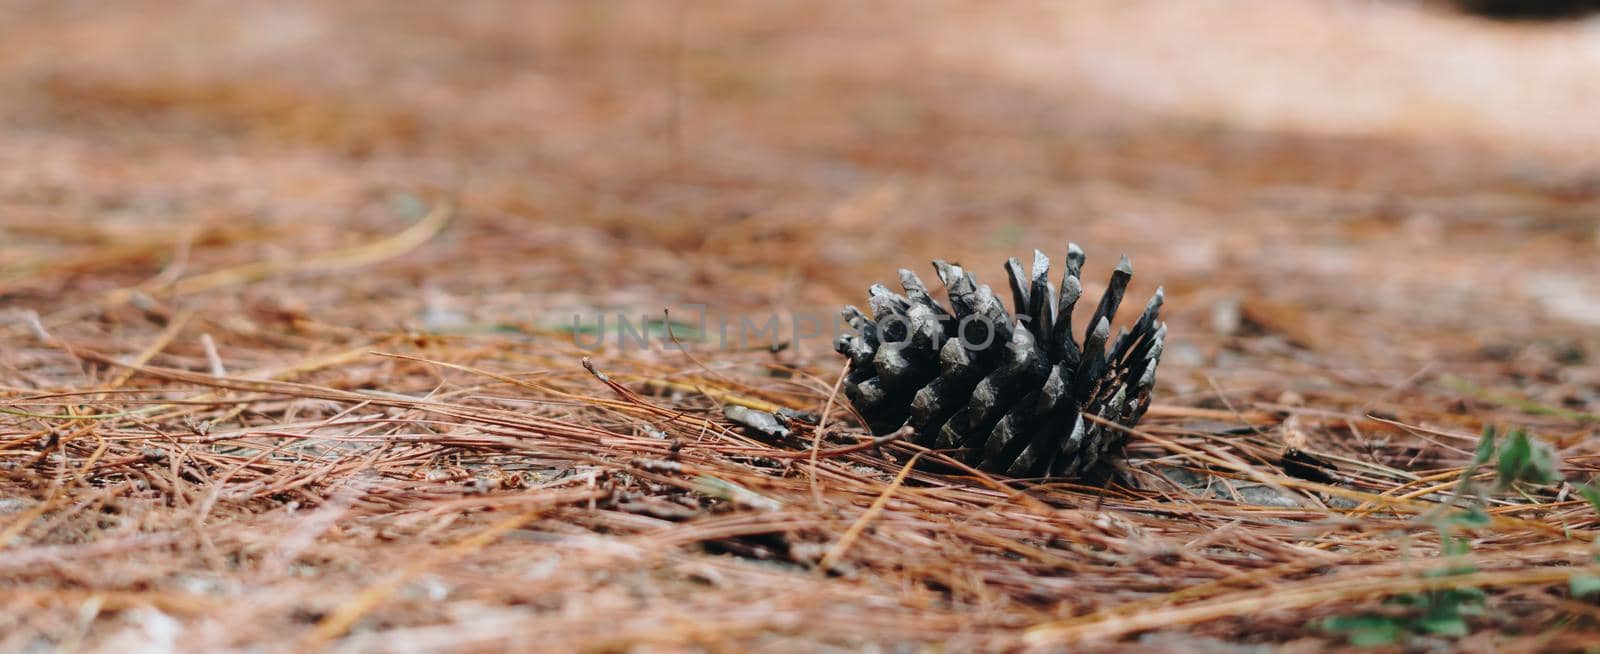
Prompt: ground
<box><xmin>2</xmin><ymin>1</ymin><xmax>1600</xmax><ymax>652</ymax></box>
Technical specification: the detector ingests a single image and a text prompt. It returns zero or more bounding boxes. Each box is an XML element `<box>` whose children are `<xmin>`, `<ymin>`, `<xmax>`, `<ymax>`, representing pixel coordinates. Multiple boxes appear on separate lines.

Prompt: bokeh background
<box><xmin>6</xmin><ymin>1</ymin><xmax>1598</xmax><ymax>367</ymax></box>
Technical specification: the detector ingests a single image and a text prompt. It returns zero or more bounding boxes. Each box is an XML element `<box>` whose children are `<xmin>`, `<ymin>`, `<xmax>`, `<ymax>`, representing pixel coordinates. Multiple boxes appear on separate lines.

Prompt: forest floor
<box><xmin>3</xmin><ymin>1</ymin><xmax>1600</xmax><ymax>651</ymax></box>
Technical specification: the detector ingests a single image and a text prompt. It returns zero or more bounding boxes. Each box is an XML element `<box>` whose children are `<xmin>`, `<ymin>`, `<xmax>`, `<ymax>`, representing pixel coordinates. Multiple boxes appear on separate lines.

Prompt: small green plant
<box><xmin>1323</xmin><ymin>425</ymin><xmax>1561</xmax><ymax>647</ymax></box>
<box><xmin>1490</xmin><ymin>427</ymin><xmax>1560</xmax><ymax>489</ymax></box>
<box><xmin>1321</xmin><ymin>532</ymin><xmax>1485</xmax><ymax>645</ymax></box>
<box><xmin>1575</xmin><ymin>485</ymin><xmax>1600</xmax><ymax>601</ymax></box>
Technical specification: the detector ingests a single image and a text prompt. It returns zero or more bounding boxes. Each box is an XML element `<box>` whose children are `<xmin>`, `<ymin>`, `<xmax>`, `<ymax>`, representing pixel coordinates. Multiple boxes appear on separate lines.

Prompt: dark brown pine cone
<box><xmin>834</xmin><ymin>245</ymin><xmax>1165</xmax><ymax>480</ymax></box>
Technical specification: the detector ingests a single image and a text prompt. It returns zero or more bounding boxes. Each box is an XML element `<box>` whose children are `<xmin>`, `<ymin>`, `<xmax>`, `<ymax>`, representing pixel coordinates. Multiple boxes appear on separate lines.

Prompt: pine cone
<box><xmin>834</xmin><ymin>245</ymin><xmax>1165</xmax><ymax>480</ymax></box>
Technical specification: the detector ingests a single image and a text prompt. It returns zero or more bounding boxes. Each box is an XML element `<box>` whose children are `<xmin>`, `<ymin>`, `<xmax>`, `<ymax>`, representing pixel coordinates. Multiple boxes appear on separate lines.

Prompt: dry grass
<box><xmin>3</xmin><ymin>1</ymin><xmax>1600</xmax><ymax>651</ymax></box>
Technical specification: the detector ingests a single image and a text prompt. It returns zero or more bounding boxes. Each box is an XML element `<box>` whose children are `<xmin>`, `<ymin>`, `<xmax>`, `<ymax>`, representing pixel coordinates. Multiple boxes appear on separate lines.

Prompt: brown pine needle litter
<box><xmin>4</xmin><ymin>2</ymin><xmax>1600</xmax><ymax>651</ymax></box>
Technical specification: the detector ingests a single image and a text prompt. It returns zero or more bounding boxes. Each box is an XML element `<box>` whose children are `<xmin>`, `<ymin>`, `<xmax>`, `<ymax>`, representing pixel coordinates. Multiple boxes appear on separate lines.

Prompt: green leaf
<box><xmin>1450</xmin><ymin>586</ymin><xmax>1486</xmax><ymax>604</ymax></box>
<box><xmin>1526</xmin><ymin>438</ymin><xmax>1560</xmax><ymax>483</ymax></box>
<box><xmin>1495</xmin><ymin>429</ymin><xmax>1530</xmax><ymax>482</ymax></box>
<box><xmin>1322</xmin><ymin>615</ymin><xmax>1404</xmax><ymax>646</ymax></box>
<box><xmin>1384</xmin><ymin>593</ymin><xmax>1420</xmax><ymax>607</ymax></box>
<box><xmin>1440</xmin><ymin>507</ymin><xmax>1491</xmax><ymax>529</ymax></box>
<box><xmin>1495</xmin><ymin>429</ymin><xmax>1560</xmax><ymax>487</ymax></box>
<box><xmin>1571</xmin><ymin>573</ymin><xmax>1600</xmax><ymax>598</ymax></box>
<box><xmin>1473</xmin><ymin>425</ymin><xmax>1497</xmax><ymax>466</ymax></box>
<box><xmin>1441</xmin><ymin>534</ymin><xmax>1474</xmax><ymax>559</ymax></box>
<box><xmin>1415</xmin><ymin>613</ymin><xmax>1470</xmax><ymax>637</ymax></box>
<box><xmin>1577</xmin><ymin>482</ymin><xmax>1600</xmax><ymax>516</ymax></box>
<box><xmin>1348</xmin><ymin>628</ymin><xmax>1404</xmax><ymax>647</ymax></box>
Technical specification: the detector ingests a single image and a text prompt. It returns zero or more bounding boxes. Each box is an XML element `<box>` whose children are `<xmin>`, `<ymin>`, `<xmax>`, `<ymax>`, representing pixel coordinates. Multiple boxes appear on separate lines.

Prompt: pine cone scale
<box><xmin>834</xmin><ymin>245</ymin><xmax>1165</xmax><ymax>479</ymax></box>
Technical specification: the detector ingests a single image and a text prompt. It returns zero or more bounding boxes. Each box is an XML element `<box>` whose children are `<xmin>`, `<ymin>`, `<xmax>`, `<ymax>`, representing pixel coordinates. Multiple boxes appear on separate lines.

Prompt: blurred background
<box><xmin>3</xmin><ymin>0</ymin><xmax>1598</xmax><ymax>399</ymax></box>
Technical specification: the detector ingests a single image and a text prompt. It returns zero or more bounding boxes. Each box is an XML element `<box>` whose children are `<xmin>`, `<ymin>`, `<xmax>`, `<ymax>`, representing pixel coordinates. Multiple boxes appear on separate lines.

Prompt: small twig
<box><xmin>200</xmin><ymin>333</ymin><xmax>227</xmax><ymax>378</ymax></box>
<box><xmin>810</xmin><ymin>360</ymin><xmax>850</xmax><ymax>506</ymax></box>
